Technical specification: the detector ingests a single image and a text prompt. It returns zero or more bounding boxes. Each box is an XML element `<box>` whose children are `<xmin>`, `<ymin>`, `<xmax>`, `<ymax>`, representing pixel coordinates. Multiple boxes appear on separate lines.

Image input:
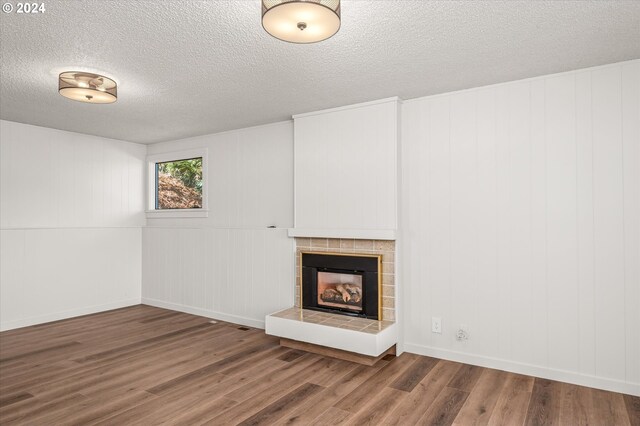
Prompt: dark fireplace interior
<box><xmin>301</xmin><ymin>252</ymin><xmax>380</xmax><ymax>320</ymax></box>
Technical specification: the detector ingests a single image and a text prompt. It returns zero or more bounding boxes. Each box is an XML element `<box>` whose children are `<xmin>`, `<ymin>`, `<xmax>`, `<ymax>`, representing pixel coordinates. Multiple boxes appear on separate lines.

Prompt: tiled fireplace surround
<box><xmin>294</xmin><ymin>238</ymin><xmax>396</xmax><ymax>322</ymax></box>
<box><xmin>265</xmin><ymin>236</ymin><xmax>398</xmax><ymax>358</ymax></box>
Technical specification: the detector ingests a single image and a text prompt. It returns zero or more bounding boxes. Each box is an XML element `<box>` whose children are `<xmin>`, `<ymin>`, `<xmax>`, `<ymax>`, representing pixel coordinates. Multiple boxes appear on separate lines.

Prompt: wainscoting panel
<box><xmin>142</xmin><ymin>227</ymin><xmax>295</xmax><ymax>328</ymax></box>
<box><xmin>0</xmin><ymin>228</ymin><xmax>142</xmax><ymax>331</ymax></box>
<box><xmin>0</xmin><ymin>121</ymin><xmax>145</xmax><ymax>330</ymax></box>
<box><xmin>400</xmin><ymin>60</ymin><xmax>640</xmax><ymax>395</ymax></box>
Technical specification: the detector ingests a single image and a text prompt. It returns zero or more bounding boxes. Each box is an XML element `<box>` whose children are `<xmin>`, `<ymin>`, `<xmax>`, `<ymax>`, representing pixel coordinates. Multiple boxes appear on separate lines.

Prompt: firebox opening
<box><xmin>301</xmin><ymin>252</ymin><xmax>381</xmax><ymax>320</ymax></box>
<box><xmin>317</xmin><ymin>270</ymin><xmax>363</xmax><ymax>313</ymax></box>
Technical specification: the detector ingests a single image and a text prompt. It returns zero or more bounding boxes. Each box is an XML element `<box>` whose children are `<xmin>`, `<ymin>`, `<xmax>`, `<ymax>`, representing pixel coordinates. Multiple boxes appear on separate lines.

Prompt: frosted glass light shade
<box><xmin>262</xmin><ymin>0</ymin><xmax>340</xmax><ymax>43</ymax></box>
<box><xmin>58</xmin><ymin>72</ymin><xmax>117</xmax><ymax>104</ymax></box>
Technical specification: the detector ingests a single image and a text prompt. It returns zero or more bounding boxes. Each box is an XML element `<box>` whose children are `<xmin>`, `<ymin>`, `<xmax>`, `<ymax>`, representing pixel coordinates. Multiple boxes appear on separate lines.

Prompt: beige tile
<box><xmin>382</xmin><ymin>285</ymin><xmax>395</xmax><ymax>297</ymax></box>
<box><xmin>354</xmin><ymin>239</ymin><xmax>374</xmax><ymax>250</ymax></box>
<box><xmin>349</xmin><ymin>318</ymin><xmax>373</xmax><ymax>327</ymax></box>
<box><xmin>382</xmin><ymin>297</ymin><xmax>395</xmax><ymax>308</ymax></box>
<box><xmin>339</xmin><ymin>248</ymin><xmax>356</xmax><ymax>254</ymax></box>
<box><xmin>296</xmin><ymin>238</ymin><xmax>311</xmax><ymax>248</ymax></box>
<box><xmin>364</xmin><ymin>322</ymin><xmax>391</xmax><ymax>333</ymax></box>
<box><xmin>311</xmin><ymin>238</ymin><xmax>328</xmax><ymax>248</ymax></box>
<box><xmin>382</xmin><ymin>262</ymin><xmax>395</xmax><ymax>274</ymax></box>
<box><xmin>382</xmin><ymin>274</ymin><xmax>395</xmax><ymax>285</ymax></box>
<box><xmin>338</xmin><ymin>323</ymin><xmax>368</xmax><ymax>331</ymax></box>
<box><xmin>321</xmin><ymin>320</ymin><xmax>350</xmax><ymax>328</ymax></box>
<box><xmin>374</xmin><ymin>240</ymin><xmax>395</xmax><ymax>252</ymax></box>
<box><xmin>379</xmin><ymin>320</ymin><xmax>394</xmax><ymax>330</ymax></box>
<box><xmin>382</xmin><ymin>308</ymin><xmax>395</xmax><ymax>322</ymax></box>
<box><xmin>327</xmin><ymin>238</ymin><xmax>341</xmax><ymax>249</ymax></box>
<box><xmin>339</xmin><ymin>239</ymin><xmax>355</xmax><ymax>250</ymax></box>
<box><xmin>381</xmin><ymin>252</ymin><xmax>395</xmax><ymax>263</ymax></box>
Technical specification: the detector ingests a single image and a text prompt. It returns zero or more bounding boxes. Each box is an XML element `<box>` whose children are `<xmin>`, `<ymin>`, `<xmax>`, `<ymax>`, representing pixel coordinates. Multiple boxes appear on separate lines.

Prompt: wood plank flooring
<box><xmin>0</xmin><ymin>305</ymin><xmax>638</xmax><ymax>425</ymax></box>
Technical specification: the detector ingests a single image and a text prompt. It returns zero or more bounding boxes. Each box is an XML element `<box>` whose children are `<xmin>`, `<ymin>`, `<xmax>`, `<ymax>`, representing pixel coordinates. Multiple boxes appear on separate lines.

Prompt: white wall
<box><xmin>142</xmin><ymin>121</ymin><xmax>295</xmax><ymax>328</ymax></box>
<box><xmin>293</xmin><ymin>99</ymin><xmax>398</xmax><ymax>237</ymax></box>
<box><xmin>0</xmin><ymin>120</ymin><xmax>145</xmax><ymax>331</ymax></box>
<box><xmin>400</xmin><ymin>60</ymin><xmax>640</xmax><ymax>395</ymax></box>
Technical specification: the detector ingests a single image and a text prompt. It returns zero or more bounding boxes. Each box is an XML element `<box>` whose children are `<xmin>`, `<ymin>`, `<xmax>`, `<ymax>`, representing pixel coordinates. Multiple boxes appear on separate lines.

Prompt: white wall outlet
<box><xmin>432</xmin><ymin>317</ymin><xmax>442</xmax><ymax>334</ymax></box>
<box><xmin>456</xmin><ymin>323</ymin><xmax>469</xmax><ymax>341</ymax></box>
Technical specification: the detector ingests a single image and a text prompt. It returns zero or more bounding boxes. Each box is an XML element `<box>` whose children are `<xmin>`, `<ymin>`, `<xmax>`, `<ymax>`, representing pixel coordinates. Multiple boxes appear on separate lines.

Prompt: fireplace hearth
<box><xmin>301</xmin><ymin>252</ymin><xmax>381</xmax><ymax>320</ymax></box>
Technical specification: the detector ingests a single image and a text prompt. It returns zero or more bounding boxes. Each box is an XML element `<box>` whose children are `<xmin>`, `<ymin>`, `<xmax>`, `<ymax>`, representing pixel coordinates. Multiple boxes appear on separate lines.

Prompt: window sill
<box><xmin>146</xmin><ymin>209</ymin><xmax>209</xmax><ymax>219</ymax></box>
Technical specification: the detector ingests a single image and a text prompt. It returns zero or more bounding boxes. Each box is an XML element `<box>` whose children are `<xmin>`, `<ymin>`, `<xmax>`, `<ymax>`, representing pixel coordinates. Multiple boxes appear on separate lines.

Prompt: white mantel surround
<box><xmin>265</xmin><ymin>98</ymin><xmax>402</xmax><ymax>358</ymax></box>
<box><xmin>287</xmin><ymin>228</ymin><xmax>396</xmax><ymax>240</ymax></box>
<box><xmin>291</xmin><ymin>97</ymin><xmax>400</xmax><ymax>241</ymax></box>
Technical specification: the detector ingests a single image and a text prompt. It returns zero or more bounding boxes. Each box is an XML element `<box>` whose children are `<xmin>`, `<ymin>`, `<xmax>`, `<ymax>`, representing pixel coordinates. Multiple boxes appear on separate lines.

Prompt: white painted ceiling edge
<box><xmin>1</xmin><ymin>1</ymin><xmax>639</xmax><ymax>144</ymax></box>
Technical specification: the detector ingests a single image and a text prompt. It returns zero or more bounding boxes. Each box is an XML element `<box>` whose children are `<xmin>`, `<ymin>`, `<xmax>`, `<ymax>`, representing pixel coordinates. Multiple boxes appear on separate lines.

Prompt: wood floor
<box><xmin>0</xmin><ymin>306</ymin><xmax>638</xmax><ymax>426</ymax></box>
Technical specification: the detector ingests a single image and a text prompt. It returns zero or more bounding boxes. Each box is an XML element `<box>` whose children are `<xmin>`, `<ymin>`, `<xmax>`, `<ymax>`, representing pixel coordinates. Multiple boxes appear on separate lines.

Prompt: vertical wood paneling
<box><xmin>146</xmin><ymin>121</ymin><xmax>293</xmax><ymax>229</ymax></box>
<box><xmin>0</xmin><ymin>121</ymin><xmax>144</xmax><ymax>330</ymax></box>
<box><xmin>545</xmin><ymin>74</ymin><xmax>579</xmax><ymax>373</ymax></box>
<box><xmin>529</xmin><ymin>78</ymin><xmax>548</xmax><ymax>368</ymax></box>
<box><xmin>494</xmin><ymin>84</ymin><xmax>510</xmax><ymax>361</ymax></box>
<box><xmin>575</xmin><ymin>71</ymin><xmax>596</xmax><ymax>377</ymax></box>
<box><xmin>0</xmin><ymin>120</ymin><xmax>146</xmax><ymax>229</ymax></box>
<box><xmin>293</xmin><ymin>100</ymin><xmax>398</xmax><ymax>231</ymax></box>
<box><xmin>143</xmin><ymin>121</ymin><xmax>296</xmax><ymax>327</ymax></box>
<box><xmin>427</xmin><ymin>95</ymin><xmax>452</xmax><ymax>349</ymax></box>
<box><xmin>401</xmin><ymin>61</ymin><xmax>640</xmax><ymax>392</ymax></box>
<box><xmin>449</xmin><ymin>91</ymin><xmax>478</xmax><ymax>355</ymax></box>
<box><xmin>621</xmin><ymin>61</ymin><xmax>640</xmax><ymax>386</ymax></box>
<box><xmin>403</xmin><ymin>99</ymin><xmax>431</xmax><ymax>346</ymax></box>
<box><xmin>0</xmin><ymin>228</ymin><xmax>142</xmax><ymax>330</ymax></box>
<box><xmin>508</xmin><ymin>82</ymin><xmax>536</xmax><ymax>365</ymax></box>
<box><xmin>474</xmin><ymin>88</ymin><xmax>499</xmax><ymax>358</ymax></box>
<box><xmin>142</xmin><ymin>228</ymin><xmax>294</xmax><ymax>326</ymax></box>
<box><xmin>592</xmin><ymin>66</ymin><xmax>626</xmax><ymax>382</ymax></box>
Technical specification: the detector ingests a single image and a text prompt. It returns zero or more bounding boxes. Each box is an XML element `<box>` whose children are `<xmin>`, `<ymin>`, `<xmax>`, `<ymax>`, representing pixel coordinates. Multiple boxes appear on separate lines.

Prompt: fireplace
<box><xmin>301</xmin><ymin>252</ymin><xmax>381</xmax><ymax>320</ymax></box>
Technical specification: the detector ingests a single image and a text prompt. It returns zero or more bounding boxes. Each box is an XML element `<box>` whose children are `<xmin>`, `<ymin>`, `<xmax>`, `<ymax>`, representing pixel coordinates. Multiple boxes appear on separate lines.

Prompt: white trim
<box><xmin>0</xmin><ymin>298</ymin><xmax>141</xmax><ymax>331</ymax></box>
<box><xmin>146</xmin><ymin>148</ymin><xmax>208</xmax><ymax>218</ymax></box>
<box><xmin>1</xmin><ymin>226</ymin><xmax>144</xmax><ymax>230</ymax></box>
<box><xmin>402</xmin><ymin>59</ymin><xmax>639</xmax><ymax>106</ymax></box>
<box><xmin>147</xmin><ymin>120</ymin><xmax>293</xmax><ymax>148</ymax></box>
<box><xmin>292</xmin><ymin>97</ymin><xmax>401</xmax><ymax>119</ymax></box>
<box><xmin>141</xmin><ymin>297</ymin><xmax>266</xmax><ymax>329</ymax></box>
<box><xmin>265</xmin><ymin>312</ymin><xmax>398</xmax><ymax>357</ymax></box>
<box><xmin>395</xmin><ymin>92</ymin><xmax>404</xmax><ymax>356</ymax></box>
<box><xmin>287</xmin><ymin>228</ymin><xmax>396</xmax><ymax>240</ymax></box>
<box><xmin>145</xmin><ymin>209</ymin><xmax>209</xmax><ymax>218</ymax></box>
<box><xmin>404</xmin><ymin>342</ymin><xmax>640</xmax><ymax>397</ymax></box>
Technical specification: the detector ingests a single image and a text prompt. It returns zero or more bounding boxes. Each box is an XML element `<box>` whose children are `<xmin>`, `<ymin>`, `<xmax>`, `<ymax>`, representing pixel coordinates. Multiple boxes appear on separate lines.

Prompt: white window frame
<box><xmin>146</xmin><ymin>148</ymin><xmax>209</xmax><ymax>219</ymax></box>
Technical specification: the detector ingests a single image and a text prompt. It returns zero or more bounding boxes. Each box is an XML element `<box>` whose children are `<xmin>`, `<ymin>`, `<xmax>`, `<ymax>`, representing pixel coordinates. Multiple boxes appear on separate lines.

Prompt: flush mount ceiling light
<box><xmin>58</xmin><ymin>71</ymin><xmax>117</xmax><ymax>104</ymax></box>
<box><xmin>262</xmin><ymin>0</ymin><xmax>340</xmax><ymax>44</ymax></box>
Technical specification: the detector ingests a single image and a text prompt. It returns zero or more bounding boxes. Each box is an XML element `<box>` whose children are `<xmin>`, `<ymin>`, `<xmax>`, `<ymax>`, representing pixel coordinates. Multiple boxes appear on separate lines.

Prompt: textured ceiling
<box><xmin>1</xmin><ymin>1</ymin><xmax>639</xmax><ymax>144</ymax></box>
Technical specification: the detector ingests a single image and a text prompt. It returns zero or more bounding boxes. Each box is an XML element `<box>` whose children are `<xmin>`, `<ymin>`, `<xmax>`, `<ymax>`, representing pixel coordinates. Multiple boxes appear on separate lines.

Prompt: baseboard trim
<box><xmin>404</xmin><ymin>342</ymin><xmax>640</xmax><ymax>397</ymax></box>
<box><xmin>141</xmin><ymin>297</ymin><xmax>265</xmax><ymax>329</ymax></box>
<box><xmin>0</xmin><ymin>298</ymin><xmax>142</xmax><ymax>332</ymax></box>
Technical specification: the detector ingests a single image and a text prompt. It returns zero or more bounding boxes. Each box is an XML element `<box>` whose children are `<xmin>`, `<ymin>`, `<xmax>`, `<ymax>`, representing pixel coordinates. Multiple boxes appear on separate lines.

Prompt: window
<box><xmin>156</xmin><ymin>157</ymin><xmax>202</xmax><ymax>209</ymax></box>
<box><xmin>147</xmin><ymin>149</ymin><xmax>208</xmax><ymax>218</ymax></box>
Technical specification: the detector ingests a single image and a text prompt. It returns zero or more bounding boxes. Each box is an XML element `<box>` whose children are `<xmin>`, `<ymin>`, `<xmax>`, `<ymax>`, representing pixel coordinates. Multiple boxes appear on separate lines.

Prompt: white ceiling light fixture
<box><xmin>262</xmin><ymin>0</ymin><xmax>340</xmax><ymax>44</ymax></box>
<box><xmin>58</xmin><ymin>71</ymin><xmax>117</xmax><ymax>104</ymax></box>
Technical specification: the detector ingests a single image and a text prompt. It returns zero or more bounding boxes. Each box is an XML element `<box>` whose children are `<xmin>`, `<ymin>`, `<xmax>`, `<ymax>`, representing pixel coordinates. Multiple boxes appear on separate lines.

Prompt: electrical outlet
<box><xmin>456</xmin><ymin>323</ymin><xmax>469</xmax><ymax>341</ymax></box>
<box><xmin>432</xmin><ymin>317</ymin><xmax>442</xmax><ymax>334</ymax></box>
